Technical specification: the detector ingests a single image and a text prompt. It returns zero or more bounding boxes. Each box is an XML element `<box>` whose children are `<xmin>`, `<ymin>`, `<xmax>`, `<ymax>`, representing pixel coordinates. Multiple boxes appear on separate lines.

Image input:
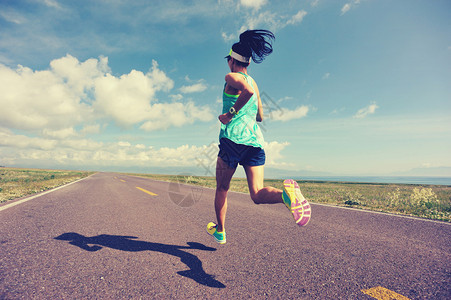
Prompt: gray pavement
<box><xmin>1</xmin><ymin>173</ymin><xmax>450</xmax><ymax>299</ymax></box>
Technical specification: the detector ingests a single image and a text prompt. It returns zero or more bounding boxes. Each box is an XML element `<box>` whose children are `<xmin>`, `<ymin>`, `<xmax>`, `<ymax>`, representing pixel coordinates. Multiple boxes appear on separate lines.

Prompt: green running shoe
<box><xmin>207</xmin><ymin>222</ymin><xmax>226</xmax><ymax>244</ymax></box>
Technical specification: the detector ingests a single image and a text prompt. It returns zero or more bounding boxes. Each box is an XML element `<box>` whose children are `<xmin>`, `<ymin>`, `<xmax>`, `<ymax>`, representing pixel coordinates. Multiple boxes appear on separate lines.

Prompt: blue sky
<box><xmin>0</xmin><ymin>0</ymin><xmax>450</xmax><ymax>177</ymax></box>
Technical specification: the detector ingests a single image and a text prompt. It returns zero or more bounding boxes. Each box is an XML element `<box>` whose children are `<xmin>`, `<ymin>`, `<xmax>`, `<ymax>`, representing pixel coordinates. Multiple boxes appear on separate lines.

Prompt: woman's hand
<box><xmin>218</xmin><ymin>112</ymin><xmax>233</xmax><ymax>124</ymax></box>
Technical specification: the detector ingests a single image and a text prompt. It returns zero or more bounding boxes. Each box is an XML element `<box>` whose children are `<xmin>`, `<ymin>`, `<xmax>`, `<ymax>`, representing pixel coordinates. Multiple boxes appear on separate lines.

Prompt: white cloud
<box><xmin>180</xmin><ymin>82</ymin><xmax>207</xmax><ymax>94</ymax></box>
<box><xmin>0</xmin><ymin>137</ymin><xmax>219</xmax><ymax>169</ymax></box>
<box><xmin>50</xmin><ymin>54</ymin><xmax>110</xmax><ymax>96</ymax></box>
<box><xmin>353</xmin><ymin>102</ymin><xmax>378</xmax><ymax>119</ymax></box>
<box><xmin>341</xmin><ymin>0</ymin><xmax>361</xmax><ymax>15</ymax></box>
<box><xmin>225</xmin><ymin>10</ymin><xmax>307</xmax><ymax>42</ymax></box>
<box><xmin>0</xmin><ymin>128</ymin><xmax>57</xmax><ymax>150</ymax></box>
<box><xmin>0</xmin><ymin>55</ymin><xmax>212</xmax><ymax>136</ymax></box>
<box><xmin>0</xmin><ymin>61</ymin><xmax>93</xmax><ymax>131</ymax></box>
<box><xmin>170</xmin><ymin>94</ymin><xmax>184</xmax><ymax>101</ymax></box>
<box><xmin>118</xmin><ymin>141</ymin><xmax>131</xmax><ymax>147</ymax></box>
<box><xmin>241</xmin><ymin>11</ymin><xmax>278</xmax><ymax>32</ymax></box>
<box><xmin>43</xmin><ymin>0</ymin><xmax>61</xmax><ymax>9</ymax></box>
<box><xmin>240</xmin><ymin>0</ymin><xmax>268</xmax><ymax>10</ymax></box>
<box><xmin>243</xmin><ymin>10</ymin><xmax>307</xmax><ymax>31</ymax></box>
<box><xmin>222</xmin><ymin>31</ymin><xmax>236</xmax><ymax>42</ymax></box>
<box><xmin>0</xmin><ymin>54</ymin><xmax>218</xmax><ymax>172</ymax></box>
<box><xmin>0</xmin><ymin>127</ymin><xmax>103</xmax><ymax>152</ymax></box>
<box><xmin>0</xmin><ymin>11</ymin><xmax>26</xmax><ymax>24</ymax></box>
<box><xmin>93</xmin><ymin>69</ymin><xmax>166</xmax><ymax>127</ymax></box>
<box><xmin>341</xmin><ymin>3</ymin><xmax>351</xmax><ymax>15</ymax></box>
<box><xmin>322</xmin><ymin>72</ymin><xmax>330</xmax><ymax>79</ymax></box>
<box><xmin>60</xmin><ymin>138</ymin><xmax>103</xmax><ymax>151</ymax></box>
<box><xmin>268</xmin><ymin>106</ymin><xmax>309</xmax><ymax>122</ymax></box>
<box><xmin>0</xmin><ymin>126</ymin><xmax>295</xmax><ymax>171</ymax></box>
<box><xmin>42</xmin><ymin>127</ymin><xmax>78</xmax><ymax>139</ymax></box>
<box><xmin>287</xmin><ymin>10</ymin><xmax>307</xmax><ymax>25</ymax></box>
<box><xmin>264</xmin><ymin>141</ymin><xmax>293</xmax><ymax>167</ymax></box>
<box><xmin>68</xmin><ymin>57</ymin><xmax>176</xmax><ymax>129</ymax></box>
<box><xmin>330</xmin><ymin>107</ymin><xmax>346</xmax><ymax>115</ymax></box>
<box><xmin>139</xmin><ymin>102</ymin><xmax>213</xmax><ymax>131</ymax></box>
<box><xmin>80</xmin><ymin>124</ymin><xmax>101</xmax><ymax>135</ymax></box>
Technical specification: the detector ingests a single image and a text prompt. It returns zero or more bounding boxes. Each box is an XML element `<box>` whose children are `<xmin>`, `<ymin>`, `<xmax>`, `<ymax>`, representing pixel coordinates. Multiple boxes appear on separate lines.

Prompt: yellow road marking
<box><xmin>120</xmin><ymin>179</ymin><xmax>126</xmax><ymax>182</ymax></box>
<box><xmin>136</xmin><ymin>187</ymin><xmax>158</xmax><ymax>196</ymax></box>
<box><xmin>362</xmin><ymin>286</ymin><xmax>410</xmax><ymax>300</ymax></box>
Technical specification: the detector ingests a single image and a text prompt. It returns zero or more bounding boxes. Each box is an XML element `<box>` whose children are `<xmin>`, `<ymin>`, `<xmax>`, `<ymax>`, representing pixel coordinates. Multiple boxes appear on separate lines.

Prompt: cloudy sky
<box><xmin>0</xmin><ymin>0</ymin><xmax>450</xmax><ymax>177</ymax></box>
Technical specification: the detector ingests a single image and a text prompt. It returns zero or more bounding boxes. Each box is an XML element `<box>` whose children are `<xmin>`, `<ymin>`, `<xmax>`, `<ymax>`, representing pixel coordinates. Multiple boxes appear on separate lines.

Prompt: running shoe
<box><xmin>282</xmin><ymin>179</ymin><xmax>311</xmax><ymax>226</ymax></box>
<box><xmin>207</xmin><ymin>222</ymin><xmax>226</xmax><ymax>244</ymax></box>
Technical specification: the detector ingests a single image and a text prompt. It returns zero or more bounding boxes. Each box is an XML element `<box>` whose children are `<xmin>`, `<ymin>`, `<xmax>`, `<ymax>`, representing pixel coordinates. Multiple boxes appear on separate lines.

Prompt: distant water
<box><xmin>295</xmin><ymin>176</ymin><xmax>451</xmax><ymax>186</ymax></box>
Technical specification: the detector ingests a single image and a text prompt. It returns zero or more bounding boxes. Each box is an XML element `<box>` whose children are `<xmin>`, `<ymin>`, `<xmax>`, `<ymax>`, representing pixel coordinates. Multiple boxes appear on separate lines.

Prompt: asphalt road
<box><xmin>1</xmin><ymin>173</ymin><xmax>450</xmax><ymax>299</ymax></box>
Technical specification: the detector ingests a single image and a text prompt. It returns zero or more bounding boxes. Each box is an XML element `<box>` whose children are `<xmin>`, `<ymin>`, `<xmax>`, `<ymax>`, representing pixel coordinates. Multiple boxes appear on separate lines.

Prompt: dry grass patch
<box><xmin>0</xmin><ymin>168</ymin><xmax>95</xmax><ymax>203</ymax></box>
<box><xmin>128</xmin><ymin>173</ymin><xmax>451</xmax><ymax>222</ymax></box>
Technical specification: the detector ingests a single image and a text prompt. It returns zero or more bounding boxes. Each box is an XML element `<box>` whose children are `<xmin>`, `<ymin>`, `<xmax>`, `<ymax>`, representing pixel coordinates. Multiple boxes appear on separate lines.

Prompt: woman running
<box><xmin>207</xmin><ymin>29</ymin><xmax>311</xmax><ymax>244</ymax></box>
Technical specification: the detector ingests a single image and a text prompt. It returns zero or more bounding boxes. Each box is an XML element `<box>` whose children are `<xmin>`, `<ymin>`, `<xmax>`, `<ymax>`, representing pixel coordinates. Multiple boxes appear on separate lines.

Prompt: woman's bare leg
<box><xmin>214</xmin><ymin>157</ymin><xmax>236</xmax><ymax>232</ymax></box>
<box><xmin>244</xmin><ymin>165</ymin><xmax>283</xmax><ymax>204</ymax></box>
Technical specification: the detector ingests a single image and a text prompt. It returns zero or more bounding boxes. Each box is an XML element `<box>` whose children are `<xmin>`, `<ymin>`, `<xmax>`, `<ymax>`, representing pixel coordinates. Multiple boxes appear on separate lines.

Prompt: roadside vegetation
<box><xmin>129</xmin><ymin>173</ymin><xmax>451</xmax><ymax>222</ymax></box>
<box><xmin>0</xmin><ymin>168</ymin><xmax>94</xmax><ymax>203</ymax></box>
<box><xmin>1</xmin><ymin>168</ymin><xmax>449</xmax><ymax>222</ymax></box>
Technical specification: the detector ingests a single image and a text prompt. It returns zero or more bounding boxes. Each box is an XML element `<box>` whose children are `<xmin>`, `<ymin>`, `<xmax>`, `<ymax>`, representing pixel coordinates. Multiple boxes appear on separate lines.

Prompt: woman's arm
<box><xmin>253</xmin><ymin>79</ymin><xmax>263</xmax><ymax>122</ymax></box>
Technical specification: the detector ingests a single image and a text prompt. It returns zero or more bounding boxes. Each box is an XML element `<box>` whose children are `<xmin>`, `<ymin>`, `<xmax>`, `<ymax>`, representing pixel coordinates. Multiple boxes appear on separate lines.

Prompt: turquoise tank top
<box><xmin>219</xmin><ymin>73</ymin><xmax>264</xmax><ymax>148</ymax></box>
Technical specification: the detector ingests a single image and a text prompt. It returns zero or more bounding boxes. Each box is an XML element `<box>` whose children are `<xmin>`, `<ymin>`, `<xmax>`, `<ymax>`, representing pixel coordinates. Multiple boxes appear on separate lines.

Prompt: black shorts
<box><xmin>218</xmin><ymin>138</ymin><xmax>266</xmax><ymax>168</ymax></box>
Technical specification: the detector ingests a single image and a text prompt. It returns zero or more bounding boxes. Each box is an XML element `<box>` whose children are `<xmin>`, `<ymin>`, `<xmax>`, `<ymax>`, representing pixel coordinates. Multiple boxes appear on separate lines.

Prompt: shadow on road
<box><xmin>54</xmin><ymin>232</ymin><xmax>225</xmax><ymax>288</ymax></box>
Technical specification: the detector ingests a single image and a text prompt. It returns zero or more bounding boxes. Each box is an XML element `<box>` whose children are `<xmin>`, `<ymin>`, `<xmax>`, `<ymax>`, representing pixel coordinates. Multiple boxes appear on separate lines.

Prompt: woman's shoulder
<box><xmin>225</xmin><ymin>72</ymin><xmax>246</xmax><ymax>81</ymax></box>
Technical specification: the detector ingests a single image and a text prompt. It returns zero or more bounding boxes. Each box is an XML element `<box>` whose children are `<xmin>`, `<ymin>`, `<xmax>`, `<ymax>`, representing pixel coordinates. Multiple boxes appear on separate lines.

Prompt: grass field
<box><xmin>128</xmin><ymin>173</ymin><xmax>451</xmax><ymax>223</ymax></box>
<box><xmin>0</xmin><ymin>168</ymin><xmax>94</xmax><ymax>203</ymax></box>
<box><xmin>1</xmin><ymin>168</ymin><xmax>449</xmax><ymax>222</ymax></box>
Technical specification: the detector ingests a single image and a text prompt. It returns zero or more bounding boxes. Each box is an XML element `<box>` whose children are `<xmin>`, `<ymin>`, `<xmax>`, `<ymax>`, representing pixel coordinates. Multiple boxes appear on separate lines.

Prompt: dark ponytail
<box><xmin>232</xmin><ymin>29</ymin><xmax>275</xmax><ymax>64</ymax></box>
